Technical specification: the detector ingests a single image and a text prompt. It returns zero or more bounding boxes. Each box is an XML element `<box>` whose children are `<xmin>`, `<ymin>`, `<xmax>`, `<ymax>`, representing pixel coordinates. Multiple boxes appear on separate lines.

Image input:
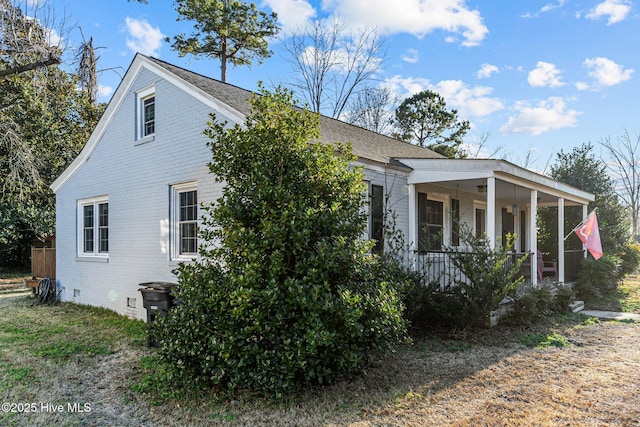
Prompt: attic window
<box><xmin>136</xmin><ymin>86</ymin><xmax>155</xmax><ymax>140</ymax></box>
<box><xmin>143</xmin><ymin>96</ymin><xmax>155</xmax><ymax>136</ymax></box>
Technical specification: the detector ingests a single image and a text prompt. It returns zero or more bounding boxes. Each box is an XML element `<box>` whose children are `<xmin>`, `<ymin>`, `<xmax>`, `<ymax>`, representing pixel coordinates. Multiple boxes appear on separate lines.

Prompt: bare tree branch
<box><xmin>0</xmin><ymin>55</ymin><xmax>59</xmax><ymax>77</ymax></box>
<box><xmin>282</xmin><ymin>20</ymin><xmax>386</xmax><ymax>119</ymax></box>
<box><xmin>344</xmin><ymin>86</ymin><xmax>396</xmax><ymax>135</ymax></box>
<box><xmin>600</xmin><ymin>127</ymin><xmax>640</xmax><ymax>238</ymax></box>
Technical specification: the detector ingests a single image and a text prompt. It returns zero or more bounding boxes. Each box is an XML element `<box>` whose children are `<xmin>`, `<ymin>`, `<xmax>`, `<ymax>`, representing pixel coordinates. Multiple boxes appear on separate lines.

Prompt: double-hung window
<box><xmin>136</xmin><ymin>86</ymin><xmax>155</xmax><ymax>140</ymax></box>
<box><xmin>172</xmin><ymin>182</ymin><xmax>198</xmax><ymax>259</ymax></box>
<box><xmin>418</xmin><ymin>193</ymin><xmax>444</xmax><ymax>252</ymax></box>
<box><xmin>78</xmin><ymin>196</ymin><xmax>109</xmax><ymax>257</ymax></box>
<box><xmin>143</xmin><ymin>96</ymin><xmax>155</xmax><ymax>136</ymax></box>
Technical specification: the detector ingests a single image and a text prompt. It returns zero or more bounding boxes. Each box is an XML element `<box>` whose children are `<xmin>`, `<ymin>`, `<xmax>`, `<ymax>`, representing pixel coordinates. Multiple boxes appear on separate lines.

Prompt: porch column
<box><xmin>408</xmin><ymin>183</ymin><xmax>417</xmax><ymax>265</ymax></box>
<box><xmin>530</xmin><ymin>190</ymin><xmax>538</xmax><ymax>286</ymax></box>
<box><xmin>558</xmin><ymin>197</ymin><xmax>565</xmax><ymax>283</ymax></box>
<box><xmin>486</xmin><ymin>177</ymin><xmax>496</xmax><ymax>249</ymax></box>
<box><xmin>582</xmin><ymin>204</ymin><xmax>588</xmax><ymax>259</ymax></box>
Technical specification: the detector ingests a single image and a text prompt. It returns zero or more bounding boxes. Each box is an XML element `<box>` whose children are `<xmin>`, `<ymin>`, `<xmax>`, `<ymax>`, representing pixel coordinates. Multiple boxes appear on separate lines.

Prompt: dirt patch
<box><xmin>1</xmin><ymin>291</ymin><xmax>640</xmax><ymax>426</ymax></box>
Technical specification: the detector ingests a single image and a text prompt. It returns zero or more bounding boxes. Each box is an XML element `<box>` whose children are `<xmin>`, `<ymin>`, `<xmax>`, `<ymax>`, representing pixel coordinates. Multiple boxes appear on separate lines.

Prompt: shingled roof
<box><xmin>146</xmin><ymin>56</ymin><xmax>443</xmax><ymax>167</ymax></box>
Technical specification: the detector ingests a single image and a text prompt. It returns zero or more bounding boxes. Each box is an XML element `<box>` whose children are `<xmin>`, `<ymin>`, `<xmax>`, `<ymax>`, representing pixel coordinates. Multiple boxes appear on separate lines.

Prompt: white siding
<box><xmin>360</xmin><ymin>164</ymin><xmax>411</xmax><ymax>252</ymax></box>
<box><xmin>55</xmin><ymin>68</ymin><xmax>229</xmax><ymax>319</ymax></box>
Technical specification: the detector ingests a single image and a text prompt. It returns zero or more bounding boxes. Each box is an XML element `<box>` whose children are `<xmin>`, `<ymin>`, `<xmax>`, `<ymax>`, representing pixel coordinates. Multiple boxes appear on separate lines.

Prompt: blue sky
<box><xmin>46</xmin><ymin>0</ymin><xmax>639</xmax><ymax>168</ymax></box>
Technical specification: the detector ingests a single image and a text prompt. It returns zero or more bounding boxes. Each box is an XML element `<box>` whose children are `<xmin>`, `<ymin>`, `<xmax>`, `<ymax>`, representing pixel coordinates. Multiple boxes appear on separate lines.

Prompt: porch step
<box><xmin>569</xmin><ymin>300</ymin><xmax>584</xmax><ymax>313</ymax></box>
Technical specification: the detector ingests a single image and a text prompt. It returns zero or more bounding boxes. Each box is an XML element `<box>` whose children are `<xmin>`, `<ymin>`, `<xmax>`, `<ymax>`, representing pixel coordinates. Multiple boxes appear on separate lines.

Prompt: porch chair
<box><xmin>537</xmin><ymin>250</ymin><xmax>557</xmax><ymax>281</ymax></box>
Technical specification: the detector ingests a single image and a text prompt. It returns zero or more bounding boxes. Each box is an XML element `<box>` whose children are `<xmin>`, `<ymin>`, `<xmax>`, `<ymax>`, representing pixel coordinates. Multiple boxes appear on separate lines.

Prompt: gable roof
<box><xmin>51</xmin><ymin>54</ymin><xmax>441</xmax><ymax>193</ymax></box>
<box><xmin>145</xmin><ymin>56</ymin><xmax>443</xmax><ymax>166</ymax></box>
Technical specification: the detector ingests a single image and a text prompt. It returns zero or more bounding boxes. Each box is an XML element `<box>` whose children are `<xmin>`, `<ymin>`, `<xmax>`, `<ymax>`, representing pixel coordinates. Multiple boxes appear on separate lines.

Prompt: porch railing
<box><xmin>413</xmin><ymin>249</ymin><xmax>585</xmax><ymax>289</ymax></box>
<box><xmin>414</xmin><ymin>251</ymin><xmax>531</xmax><ymax>290</ymax></box>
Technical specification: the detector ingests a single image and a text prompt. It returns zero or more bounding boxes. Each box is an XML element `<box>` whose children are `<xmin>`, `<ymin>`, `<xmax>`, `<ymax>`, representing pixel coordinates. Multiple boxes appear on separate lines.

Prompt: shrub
<box><xmin>439</xmin><ymin>230</ymin><xmax>526</xmax><ymax>328</ymax></box>
<box><xmin>574</xmin><ymin>254</ymin><xmax>621</xmax><ymax>302</ymax></box>
<box><xmin>155</xmin><ymin>86</ymin><xmax>406</xmax><ymax>397</ymax></box>
<box><xmin>402</xmin><ymin>228</ymin><xmax>527</xmax><ymax>330</ymax></box>
<box><xmin>618</xmin><ymin>242</ymin><xmax>640</xmax><ymax>278</ymax></box>
<box><xmin>507</xmin><ymin>280</ymin><xmax>574</xmax><ymax>325</ymax></box>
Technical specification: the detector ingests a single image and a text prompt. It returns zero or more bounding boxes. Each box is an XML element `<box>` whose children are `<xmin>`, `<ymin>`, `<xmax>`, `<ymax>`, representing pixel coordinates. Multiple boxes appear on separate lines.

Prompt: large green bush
<box><xmin>619</xmin><ymin>242</ymin><xmax>640</xmax><ymax>278</ymax></box>
<box><xmin>155</xmin><ymin>86</ymin><xmax>406</xmax><ymax>396</ymax></box>
<box><xmin>574</xmin><ymin>254</ymin><xmax>622</xmax><ymax>302</ymax></box>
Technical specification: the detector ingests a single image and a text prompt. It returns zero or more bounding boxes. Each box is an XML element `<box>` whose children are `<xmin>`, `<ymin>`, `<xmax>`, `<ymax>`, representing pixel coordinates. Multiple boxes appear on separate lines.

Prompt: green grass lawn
<box><xmin>0</xmin><ymin>297</ymin><xmax>147</xmax><ymax>399</ymax></box>
<box><xmin>585</xmin><ymin>274</ymin><xmax>640</xmax><ymax>313</ymax></box>
<box><xmin>0</xmin><ymin>278</ymin><xmax>639</xmax><ymax>426</ymax></box>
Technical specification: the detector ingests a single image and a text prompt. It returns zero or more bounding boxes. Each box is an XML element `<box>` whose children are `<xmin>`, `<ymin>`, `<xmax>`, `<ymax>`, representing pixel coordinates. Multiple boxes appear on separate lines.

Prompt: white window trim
<box><xmin>77</xmin><ymin>195</ymin><xmax>109</xmax><ymax>259</ymax></box>
<box><xmin>171</xmin><ymin>182</ymin><xmax>198</xmax><ymax>261</ymax></box>
<box><xmin>136</xmin><ymin>85</ymin><xmax>155</xmax><ymax>141</ymax></box>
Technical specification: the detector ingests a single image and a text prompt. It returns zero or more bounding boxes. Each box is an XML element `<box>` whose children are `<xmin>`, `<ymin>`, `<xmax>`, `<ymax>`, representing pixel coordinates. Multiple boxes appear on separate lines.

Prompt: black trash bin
<box><xmin>138</xmin><ymin>282</ymin><xmax>177</xmax><ymax>347</ymax></box>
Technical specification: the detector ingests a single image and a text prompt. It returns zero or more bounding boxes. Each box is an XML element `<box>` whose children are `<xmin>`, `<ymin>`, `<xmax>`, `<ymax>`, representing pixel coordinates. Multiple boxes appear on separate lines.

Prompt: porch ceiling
<box><xmin>427</xmin><ymin>178</ymin><xmax>572</xmax><ymax>205</ymax></box>
<box><xmin>397</xmin><ymin>158</ymin><xmax>595</xmax><ymax>206</ymax></box>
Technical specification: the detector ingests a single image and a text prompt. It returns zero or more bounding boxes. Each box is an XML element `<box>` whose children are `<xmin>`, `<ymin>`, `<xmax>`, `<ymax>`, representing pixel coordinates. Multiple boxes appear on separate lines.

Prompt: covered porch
<box><xmin>397</xmin><ymin>158</ymin><xmax>595</xmax><ymax>286</ymax></box>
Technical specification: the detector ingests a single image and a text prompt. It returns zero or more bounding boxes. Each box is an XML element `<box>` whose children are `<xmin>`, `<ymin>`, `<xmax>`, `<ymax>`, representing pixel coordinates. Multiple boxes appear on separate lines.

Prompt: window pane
<box><xmin>143</xmin><ymin>97</ymin><xmax>155</xmax><ymax>136</ymax></box>
<box><xmin>99</xmin><ymin>203</ymin><xmax>108</xmax><ymax>226</ymax></box>
<box><xmin>84</xmin><ymin>229</ymin><xmax>94</xmax><ymax>253</ymax></box>
<box><xmin>83</xmin><ymin>205</ymin><xmax>94</xmax><ymax>227</ymax></box>
<box><xmin>427</xmin><ymin>225</ymin><xmax>443</xmax><ymax>251</ymax></box>
<box><xmin>83</xmin><ymin>205</ymin><xmax>94</xmax><ymax>253</ymax></box>
<box><xmin>180</xmin><ymin>191</ymin><xmax>197</xmax><ymax>221</ymax></box>
<box><xmin>180</xmin><ymin>223</ymin><xmax>197</xmax><ymax>254</ymax></box>
<box><xmin>426</xmin><ymin>200</ymin><xmax>443</xmax><ymax>225</ymax></box>
<box><xmin>99</xmin><ymin>228</ymin><xmax>109</xmax><ymax>253</ymax></box>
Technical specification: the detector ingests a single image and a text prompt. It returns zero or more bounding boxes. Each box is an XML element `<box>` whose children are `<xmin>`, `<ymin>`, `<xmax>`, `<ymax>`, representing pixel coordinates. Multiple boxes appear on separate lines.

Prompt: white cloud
<box><xmin>476</xmin><ymin>63</ymin><xmax>499</xmax><ymax>79</ymax></box>
<box><xmin>322</xmin><ymin>0</ymin><xmax>488</xmax><ymax>47</ymax></box>
<box><xmin>585</xmin><ymin>0</ymin><xmax>632</xmax><ymax>24</ymax></box>
<box><xmin>522</xmin><ymin>0</ymin><xmax>566</xmax><ymax>18</ymax></box>
<box><xmin>124</xmin><ymin>17</ymin><xmax>164</xmax><ymax>56</ymax></box>
<box><xmin>575</xmin><ymin>81</ymin><xmax>589</xmax><ymax>91</ymax></box>
<box><xmin>382</xmin><ymin>75</ymin><xmax>432</xmax><ymax>98</ymax></box>
<box><xmin>382</xmin><ymin>75</ymin><xmax>504</xmax><ymax>119</ymax></box>
<box><xmin>97</xmin><ymin>84</ymin><xmax>114</xmax><ymax>99</ymax></box>
<box><xmin>264</xmin><ymin>0</ymin><xmax>316</xmax><ymax>32</ymax></box>
<box><xmin>431</xmin><ymin>80</ymin><xmax>504</xmax><ymax>118</ymax></box>
<box><xmin>500</xmin><ymin>97</ymin><xmax>581</xmax><ymax>136</ymax></box>
<box><xmin>541</xmin><ymin>0</ymin><xmax>567</xmax><ymax>13</ymax></box>
<box><xmin>402</xmin><ymin>48</ymin><xmax>420</xmax><ymax>64</ymax></box>
<box><xmin>584</xmin><ymin>57</ymin><xmax>634</xmax><ymax>86</ymax></box>
<box><xmin>528</xmin><ymin>61</ymin><xmax>565</xmax><ymax>88</ymax></box>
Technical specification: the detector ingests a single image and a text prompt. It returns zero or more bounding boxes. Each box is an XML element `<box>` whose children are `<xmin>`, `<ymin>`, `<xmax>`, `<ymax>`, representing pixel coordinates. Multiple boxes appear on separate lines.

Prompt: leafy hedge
<box><xmin>401</xmin><ymin>228</ymin><xmax>527</xmax><ymax>330</ymax></box>
<box><xmin>155</xmin><ymin>86</ymin><xmax>406</xmax><ymax>396</ymax></box>
<box><xmin>574</xmin><ymin>254</ymin><xmax>622</xmax><ymax>302</ymax></box>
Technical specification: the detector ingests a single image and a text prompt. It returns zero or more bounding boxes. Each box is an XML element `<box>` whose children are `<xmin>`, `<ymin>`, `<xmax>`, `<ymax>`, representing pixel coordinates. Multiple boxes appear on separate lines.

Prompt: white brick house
<box><xmin>51</xmin><ymin>54</ymin><xmax>594</xmax><ymax>319</ymax></box>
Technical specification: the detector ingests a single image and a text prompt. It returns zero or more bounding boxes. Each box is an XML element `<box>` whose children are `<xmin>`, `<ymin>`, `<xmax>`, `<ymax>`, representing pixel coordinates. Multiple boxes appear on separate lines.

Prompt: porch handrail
<box><xmin>414</xmin><ymin>250</ymin><xmax>532</xmax><ymax>290</ymax></box>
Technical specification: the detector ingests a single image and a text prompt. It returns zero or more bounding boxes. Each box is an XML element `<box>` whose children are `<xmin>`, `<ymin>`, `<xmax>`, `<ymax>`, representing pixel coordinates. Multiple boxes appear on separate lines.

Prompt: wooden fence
<box><xmin>31</xmin><ymin>247</ymin><xmax>56</xmax><ymax>279</ymax></box>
